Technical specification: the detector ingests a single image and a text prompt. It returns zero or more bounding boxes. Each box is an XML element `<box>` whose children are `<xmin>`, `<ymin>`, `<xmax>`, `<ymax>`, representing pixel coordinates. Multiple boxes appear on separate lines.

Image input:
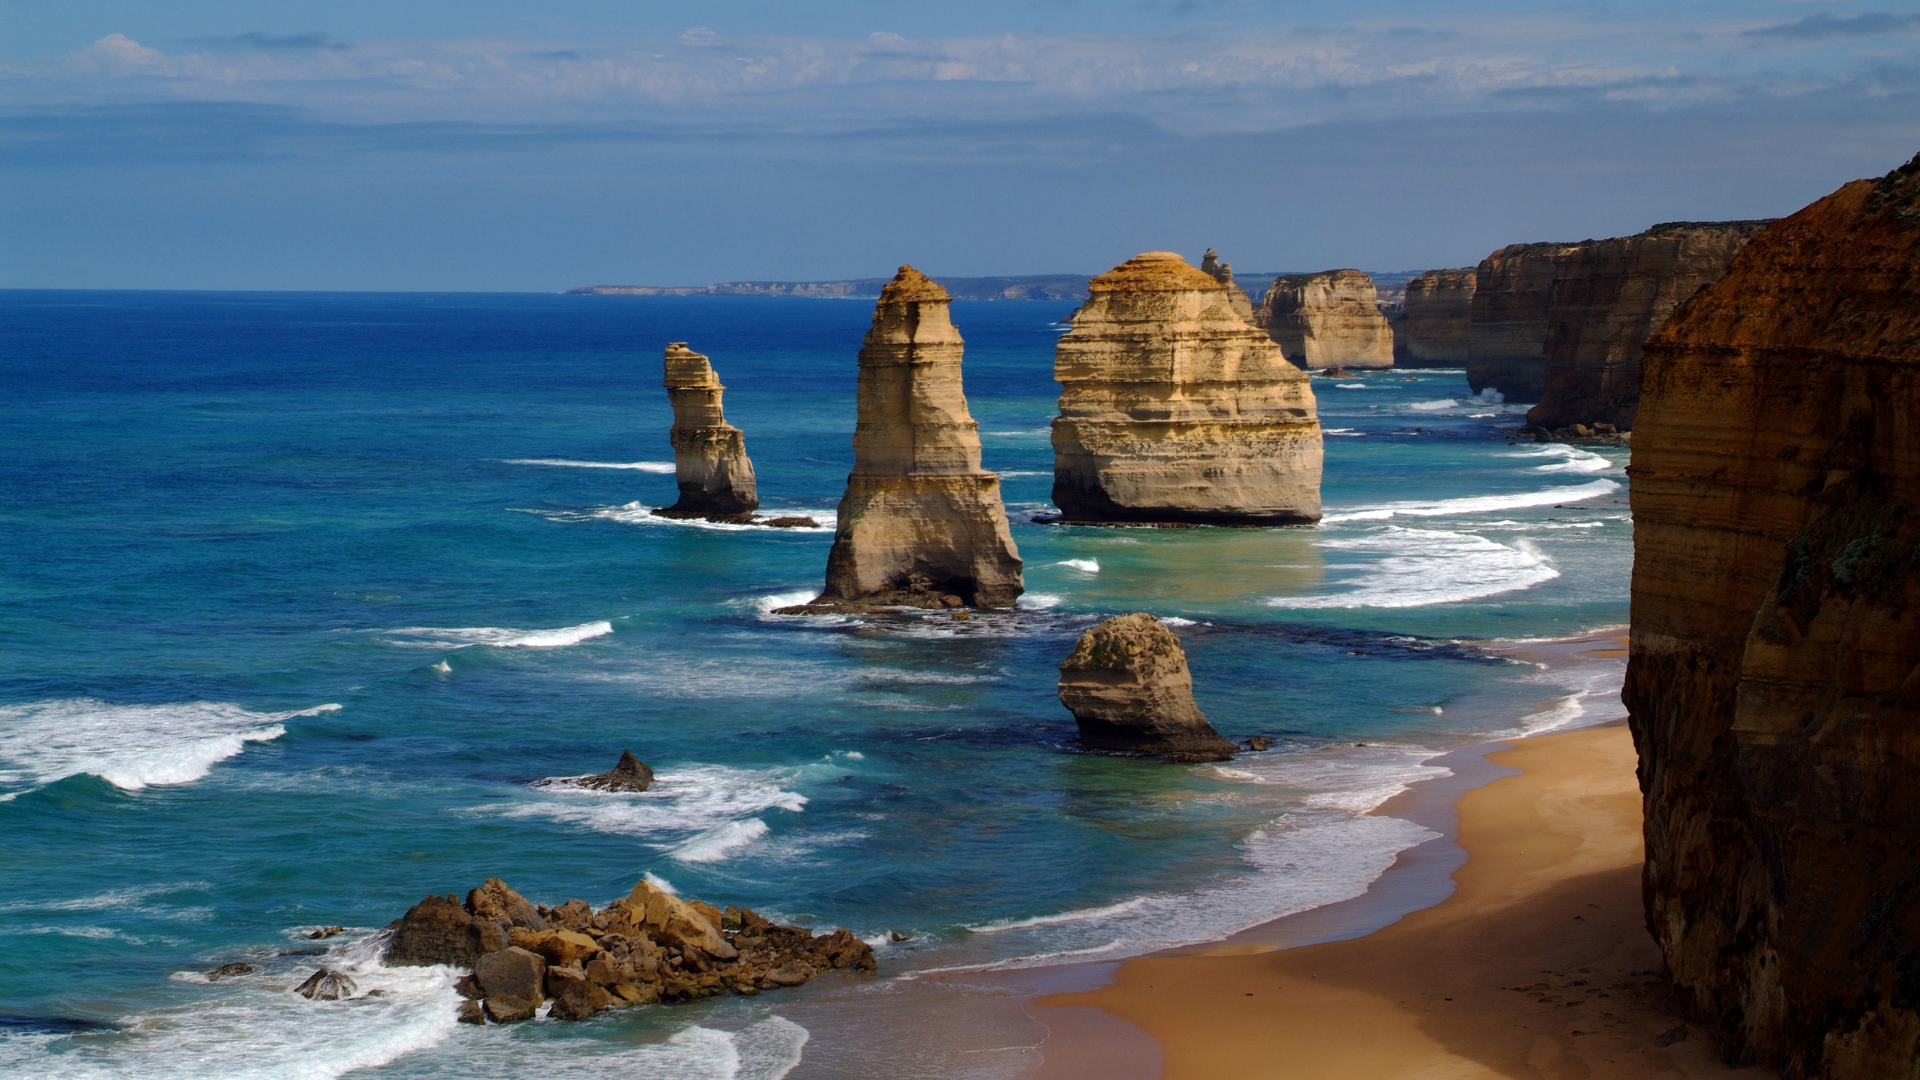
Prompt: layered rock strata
<box><xmin>1051</xmin><ymin>252</ymin><xmax>1323</xmax><ymax>526</ymax></box>
<box><xmin>1058</xmin><ymin>613</ymin><xmax>1238</xmax><ymax>761</ymax></box>
<box><xmin>384</xmin><ymin>876</ymin><xmax>875</xmax><ymax>1024</ymax></box>
<box><xmin>1197</xmin><ymin>248</ymin><xmax>1256</xmax><ymax>323</ymax></box>
<box><xmin>1255</xmin><ymin>269</ymin><xmax>1394</xmax><ymax>369</ymax></box>
<box><xmin>1398</xmin><ymin>268</ymin><xmax>1475</xmax><ymax>367</ymax></box>
<box><xmin>813</xmin><ymin>267</ymin><xmax>1023</xmax><ymax>608</ymax></box>
<box><xmin>659</xmin><ymin>342</ymin><xmax>757</xmax><ymax>522</ymax></box>
<box><xmin>1627</xmin><ymin>155</ymin><xmax>1920</xmax><ymax>1078</ymax></box>
<box><xmin>1527</xmin><ymin>221</ymin><xmax>1773</xmax><ymax>431</ymax></box>
<box><xmin>1466</xmin><ymin>242</ymin><xmax>1570</xmax><ymax>400</ymax></box>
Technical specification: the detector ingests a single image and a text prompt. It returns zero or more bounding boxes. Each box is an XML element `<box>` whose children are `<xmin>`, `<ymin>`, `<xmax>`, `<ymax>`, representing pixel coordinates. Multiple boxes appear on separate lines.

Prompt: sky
<box><xmin>3</xmin><ymin>2</ymin><xmax>1920</xmax><ymax>290</ymax></box>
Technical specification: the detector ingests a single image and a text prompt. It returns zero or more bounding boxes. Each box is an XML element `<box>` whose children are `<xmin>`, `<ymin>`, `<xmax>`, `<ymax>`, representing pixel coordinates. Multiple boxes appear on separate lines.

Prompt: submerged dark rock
<box><xmin>205</xmin><ymin>962</ymin><xmax>254</xmax><ymax>980</ymax></box>
<box><xmin>295</xmin><ymin>968</ymin><xmax>357</xmax><ymax>1001</ymax></box>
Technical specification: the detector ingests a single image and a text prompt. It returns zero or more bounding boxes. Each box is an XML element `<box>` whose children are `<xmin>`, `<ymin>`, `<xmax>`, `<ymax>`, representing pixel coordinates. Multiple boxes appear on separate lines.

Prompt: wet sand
<box><xmin>1035</xmin><ymin>715</ymin><xmax>1775</xmax><ymax>1078</ymax></box>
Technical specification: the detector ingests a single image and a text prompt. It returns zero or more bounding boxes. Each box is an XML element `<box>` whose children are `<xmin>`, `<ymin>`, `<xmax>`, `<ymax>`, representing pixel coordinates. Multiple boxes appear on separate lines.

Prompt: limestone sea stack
<box><xmin>1397</xmin><ymin>268</ymin><xmax>1475</xmax><ymax>367</ymax></box>
<box><xmin>1627</xmin><ymin>154</ymin><xmax>1920</xmax><ymax>1077</ymax></box>
<box><xmin>1058</xmin><ymin>613</ymin><xmax>1237</xmax><ymax>761</ymax></box>
<box><xmin>1197</xmin><ymin>248</ymin><xmax>1256</xmax><ymax>323</ymax></box>
<box><xmin>1524</xmin><ymin>220</ymin><xmax>1773</xmax><ymax>432</ymax></box>
<box><xmin>1050</xmin><ymin>252</ymin><xmax>1322</xmax><ymax>526</ymax></box>
<box><xmin>1466</xmin><ymin>241</ymin><xmax>1569</xmax><ymax>401</ymax></box>
<box><xmin>812</xmin><ymin>267</ymin><xmax>1023</xmax><ymax>608</ymax></box>
<box><xmin>659</xmin><ymin>343</ymin><xmax>757</xmax><ymax>522</ymax></box>
<box><xmin>1254</xmin><ymin>269</ymin><xmax>1394</xmax><ymax>369</ymax></box>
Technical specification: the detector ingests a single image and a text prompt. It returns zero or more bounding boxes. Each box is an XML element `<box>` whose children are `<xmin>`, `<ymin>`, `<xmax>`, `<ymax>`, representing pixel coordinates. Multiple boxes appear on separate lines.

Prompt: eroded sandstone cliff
<box><xmin>1255</xmin><ymin>269</ymin><xmax>1395</xmax><ymax>369</ymax></box>
<box><xmin>1198</xmin><ymin>248</ymin><xmax>1257</xmax><ymax>323</ymax></box>
<box><xmin>1627</xmin><ymin>156</ymin><xmax>1920</xmax><ymax>1078</ymax></box>
<box><xmin>1398</xmin><ymin>268</ymin><xmax>1475</xmax><ymax>366</ymax></box>
<box><xmin>1059</xmin><ymin>613</ymin><xmax>1238</xmax><ymax>761</ymax></box>
<box><xmin>659</xmin><ymin>343</ymin><xmax>758</xmax><ymax>521</ymax></box>
<box><xmin>813</xmin><ymin>267</ymin><xmax>1024</xmax><ymax>608</ymax></box>
<box><xmin>1051</xmin><ymin>251</ymin><xmax>1323</xmax><ymax>526</ymax></box>
<box><xmin>1466</xmin><ymin>242</ymin><xmax>1569</xmax><ymax>400</ymax></box>
<box><xmin>1527</xmin><ymin>220</ymin><xmax>1773</xmax><ymax>431</ymax></box>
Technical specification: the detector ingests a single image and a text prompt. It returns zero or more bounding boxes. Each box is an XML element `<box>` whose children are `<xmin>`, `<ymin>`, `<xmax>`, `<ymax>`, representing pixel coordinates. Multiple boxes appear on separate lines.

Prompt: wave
<box><xmin>513</xmin><ymin>503</ymin><xmax>836</xmax><ymax>534</ymax></box>
<box><xmin>672</xmin><ymin>818</ymin><xmax>771</xmax><ymax>863</ymax></box>
<box><xmin>504</xmin><ymin>458</ymin><xmax>676</xmax><ymax>473</ymax></box>
<box><xmin>0</xmin><ymin>700</ymin><xmax>336</xmax><ymax>799</ymax></box>
<box><xmin>502</xmin><ymin>764</ymin><xmax>806</xmax><ymax>864</ymax></box>
<box><xmin>1505</xmin><ymin>443</ymin><xmax>1615</xmax><ymax>475</ymax></box>
<box><xmin>1265</xmin><ymin>528</ymin><xmax>1560</xmax><ymax>609</ymax></box>
<box><xmin>998</xmin><ymin>470</ymin><xmax>1050</xmax><ymax>478</ymax></box>
<box><xmin>1018</xmin><ymin>593</ymin><xmax>1064</xmax><ymax>609</ymax></box>
<box><xmin>1320</xmin><ymin>478</ymin><xmax>1619</xmax><ymax>523</ymax></box>
<box><xmin>1323</xmin><ymin>428</ymin><xmax>1365</xmax><ymax>437</ymax></box>
<box><xmin>1335</xmin><ymin>383</ymin><xmax>1368</xmax><ymax>389</ymax></box>
<box><xmin>383</xmin><ymin>621</ymin><xmax>612</xmax><ymax>649</ymax></box>
<box><xmin>1408</xmin><ymin>398</ymin><xmax>1458</xmax><ymax>411</ymax></box>
<box><xmin>1055</xmin><ymin>558</ymin><xmax>1099</xmax><ymax>573</ymax></box>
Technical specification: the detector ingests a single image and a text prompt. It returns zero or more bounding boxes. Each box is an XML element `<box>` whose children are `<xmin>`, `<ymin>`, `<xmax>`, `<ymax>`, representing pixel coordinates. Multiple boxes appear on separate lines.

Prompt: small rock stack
<box><xmin>1058</xmin><ymin>613</ymin><xmax>1239</xmax><ymax>762</ymax></box>
<box><xmin>384</xmin><ymin>876</ymin><xmax>874</xmax><ymax>1024</ymax></box>
<box><xmin>659</xmin><ymin>342</ymin><xmax>759</xmax><ymax>523</ymax></box>
<box><xmin>1197</xmin><ymin>248</ymin><xmax>1257</xmax><ymax>324</ymax></box>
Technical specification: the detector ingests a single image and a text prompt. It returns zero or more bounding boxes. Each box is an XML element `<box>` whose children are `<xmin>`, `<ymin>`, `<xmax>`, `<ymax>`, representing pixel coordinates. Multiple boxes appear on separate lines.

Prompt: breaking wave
<box><xmin>1320</xmin><ymin>479</ymin><xmax>1618</xmax><ymax>523</ymax></box>
<box><xmin>0</xmin><ymin>700</ymin><xmax>337</xmax><ymax>799</ymax></box>
<box><xmin>383</xmin><ymin>621</ymin><xmax>613</xmax><ymax>649</ymax></box>
<box><xmin>504</xmin><ymin>458</ymin><xmax>676</xmax><ymax>473</ymax></box>
<box><xmin>1265</xmin><ymin>528</ymin><xmax>1560</xmax><ymax>609</ymax></box>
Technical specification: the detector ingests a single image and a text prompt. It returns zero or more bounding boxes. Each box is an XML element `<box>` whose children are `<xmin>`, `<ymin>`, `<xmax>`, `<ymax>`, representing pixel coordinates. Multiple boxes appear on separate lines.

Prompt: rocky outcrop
<box><xmin>1049</xmin><ymin>252</ymin><xmax>1323</xmax><ymax>526</ymax></box>
<box><xmin>1466</xmin><ymin>241</ymin><xmax>1570</xmax><ymax>400</ymax></box>
<box><xmin>1398</xmin><ymin>268</ymin><xmax>1475</xmax><ymax>367</ymax></box>
<box><xmin>382</xmin><ymin>876</ymin><xmax>875</xmax><ymax>1023</ymax></box>
<box><xmin>1198</xmin><ymin>249</ymin><xmax>1256</xmax><ymax>323</ymax></box>
<box><xmin>1058</xmin><ymin>613</ymin><xmax>1238</xmax><ymax>761</ymax></box>
<box><xmin>574</xmin><ymin>750</ymin><xmax>654</xmax><ymax>792</ymax></box>
<box><xmin>1626</xmin><ymin>155</ymin><xmax>1920</xmax><ymax>1078</ymax></box>
<box><xmin>1255</xmin><ymin>269</ymin><xmax>1394</xmax><ymax>369</ymax></box>
<box><xmin>659</xmin><ymin>343</ymin><xmax>758</xmax><ymax>523</ymax></box>
<box><xmin>810</xmin><ymin>267</ymin><xmax>1024</xmax><ymax>609</ymax></box>
<box><xmin>1526</xmin><ymin>221</ymin><xmax>1773</xmax><ymax>431</ymax></box>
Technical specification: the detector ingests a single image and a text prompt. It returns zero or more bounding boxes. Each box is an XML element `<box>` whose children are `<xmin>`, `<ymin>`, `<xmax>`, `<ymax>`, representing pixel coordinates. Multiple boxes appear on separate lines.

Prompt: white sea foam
<box><xmin>1056</xmin><ymin>558</ymin><xmax>1100</xmax><ymax>573</ymax></box>
<box><xmin>998</xmin><ymin>470</ymin><xmax>1050</xmax><ymax>477</ymax></box>
<box><xmin>501</xmin><ymin>765</ymin><xmax>806</xmax><ymax>863</ymax></box>
<box><xmin>1335</xmin><ymin>383</ymin><xmax>1368</xmax><ymax>389</ymax></box>
<box><xmin>672</xmin><ymin>818</ymin><xmax>772</xmax><ymax>863</ymax></box>
<box><xmin>388</xmin><ymin>1017</ymin><xmax>810</xmax><ymax>1080</ymax></box>
<box><xmin>383</xmin><ymin>621</ymin><xmax>612</xmax><ymax>649</ymax></box>
<box><xmin>0</xmin><ymin>700</ymin><xmax>336</xmax><ymax>798</ymax></box>
<box><xmin>1158</xmin><ymin>616</ymin><xmax>1197</xmax><ymax>627</ymax></box>
<box><xmin>1265</xmin><ymin>528</ymin><xmax>1560</xmax><ymax>609</ymax></box>
<box><xmin>1320</xmin><ymin>478</ymin><xmax>1619</xmax><ymax>523</ymax></box>
<box><xmin>1508</xmin><ymin>443</ymin><xmax>1615</xmax><ymax>475</ymax></box>
<box><xmin>1476</xmin><ymin>387</ymin><xmax>1505</xmax><ymax>403</ymax></box>
<box><xmin>504</xmin><ymin>458</ymin><xmax>677</xmax><ymax>472</ymax></box>
<box><xmin>512</xmin><ymin>503</ymin><xmax>835</xmax><ymax>534</ymax></box>
<box><xmin>967</xmin><ymin>896</ymin><xmax>1152</xmax><ymax>933</ymax></box>
<box><xmin>1019</xmin><ymin>593</ymin><xmax>1064</xmax><ymax>609</ymax></box>
<box><xmin>1408</xmin><ymin>398</ymin><xmax>1458</xmax><ymax>411</ymax></box>
<box><xmin>1323</xmin><ymin>428</ymin><xmax>1365</xmax><ymax>437</ymax></box>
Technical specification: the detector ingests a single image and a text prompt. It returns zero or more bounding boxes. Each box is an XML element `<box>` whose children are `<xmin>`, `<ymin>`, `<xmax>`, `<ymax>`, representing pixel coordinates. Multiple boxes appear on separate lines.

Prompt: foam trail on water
<box><xmin>1265</xmin><ymin>528</ymin><xmax>1559</xmax><ymax>609</ymax></box>
<box><xmin>1321</xmin><ymin>479</ymin><xmax>1618</xmax><ymax>523</ymax></box>
<box><xmin>514</xmin><ymin>503</ymin><xmax>835</xmax><ymax>534</ymax></box>
<box><xmin>1056</xmin><ymin>558</ymin><xmax>1099</xmax><ymax>573</ymax></box>
<box><xmin>504</xmin><ymin>458</ymin><xmax>676</xmax><ymax>473</ymax></box>
<box><xmin>500</xmin><ymin>765</ymin><xmax>806</xmax><ymax>863</ymax></box>
<box><xmin>1505</xmin><ymin>444</ymin><xmax>1615</xmax><ymax>475</ymax></box>
<box><xmin>0</xmin><ymin>700</ymin><xmax>337</xmax><ymax>798</ymax></box>
<box><xmin>383</xmin><ymin>621</ymin><xmax>612</xmax><ymax>649</ymax></box>
<box><xmin>672</xmin><ymin>818</ymin><xmax>771</xmax><ymax>863</ymax></box>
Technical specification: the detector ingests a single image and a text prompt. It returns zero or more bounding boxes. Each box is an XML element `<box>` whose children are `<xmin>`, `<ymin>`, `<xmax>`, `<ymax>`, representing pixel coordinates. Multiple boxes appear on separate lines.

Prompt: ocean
<box><xmin>0</xmin><ymin>290</ymin><xmax>1630</xmax><ymax>1078</ymax></box>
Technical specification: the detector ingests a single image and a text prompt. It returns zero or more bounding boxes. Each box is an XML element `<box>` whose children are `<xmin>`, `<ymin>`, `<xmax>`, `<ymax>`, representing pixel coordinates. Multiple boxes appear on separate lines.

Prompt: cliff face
<box><xmin>1058</xmin><ymin>613</ymin><xmax>1238</xmax><ymax>761</ymax></box>
<box><xmin>1255</xmin><ymin>269</ymin><xmax>1395</xmax><ymax>369</ymax></box>
<box><xmin>816</xmin><ymin>267</ymin><xmax>1024</xmax><ymax>608</ymax></box>
<box><xmin>1467</xmin><ymin>242</ymin><xmax>1570</xmax><ymax>400</ymax></box>
<box><xmin>1627</xmin><ymin>156</ymin><xmax>1920</xmax><ymax>1078</ymax></box>
<box><xmin>1527</xmin><ymin>221</ymin><xmax>1773</xmax><ymax>431</ymax></box>
<box><xmin>660</xmin><ymin>343</ymin><xmax>758</xmax><ymax>521</ymax></box>
<box><xmin>1399</xmin><ymin>268</ymin><xmax>1476</xmax><ymax>366</ymax></box>
<box><xmin>1198</xmin><ymin>248</ymin><xmax>1257</xmax><ymax>324</ymax></box>
<box><xmin>1051</xmin><ymin>251</ymin><xmax>1323</xmax><ymax>526</ymax></box>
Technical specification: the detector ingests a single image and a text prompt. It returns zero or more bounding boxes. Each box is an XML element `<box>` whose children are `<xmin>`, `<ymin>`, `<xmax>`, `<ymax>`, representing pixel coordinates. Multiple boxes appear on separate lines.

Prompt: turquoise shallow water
<box><xmin>0</xmin><ymin>290</ymin><xmax>1629</xmax><ymax>1078</ymax></box>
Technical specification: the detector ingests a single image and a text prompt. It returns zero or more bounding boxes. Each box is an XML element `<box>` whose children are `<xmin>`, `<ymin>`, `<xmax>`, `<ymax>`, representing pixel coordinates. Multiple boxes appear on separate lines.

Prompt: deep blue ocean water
<box><xmin>0</xmin><ymin>290</ymin><xmax>1630</xmax><ymax>1078</ymax></box>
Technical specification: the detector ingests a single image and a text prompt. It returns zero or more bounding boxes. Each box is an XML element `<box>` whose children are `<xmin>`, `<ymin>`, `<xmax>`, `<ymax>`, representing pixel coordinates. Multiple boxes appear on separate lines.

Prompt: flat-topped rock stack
<box><xmin>384</xmin><ymin>876</ymin><xmax>874</xmax><ymax>1024</ymax></box>
<box><xmin>808</xmin><ymin>266</ymin><xmax>1023</xmax><ymax>609</ymax></box>
<box><xmin>1254</xmin><ymin>269</ymin><xmax>1395</xmax><ymax>369</ymax></box>
<box><xmin>1058</xmin><ymin>613</ymin><xmax>1238</xmax><ymax>762</ymax></box>
<box><xmin>1050</xmin><ymin>251</ymin><xmax>1323</xmax><ymax>526</ymax></box>
<box><xmin>658</xmin><ymin>342</ymin><xmax>758</xmax><ymax>522</ymax></box>
<box><xmin>1466</xmin><ymin>241</ymin><xmax>1571</xmax><ymax>401</ymax></box>
<box><xmin>1526</xmin><ymin>220</ymin><xmax>1773</xmax><ymax>432</ymax></box>
<box><xmin>1398</xmin><ymin>268</ymin><xmax>1476</xmax><ymax>367</ymax></box>
<box><xmin>1197</xmin><ymin>248</ymin><xmax>1256</xmax><ymax>324</ymax></box>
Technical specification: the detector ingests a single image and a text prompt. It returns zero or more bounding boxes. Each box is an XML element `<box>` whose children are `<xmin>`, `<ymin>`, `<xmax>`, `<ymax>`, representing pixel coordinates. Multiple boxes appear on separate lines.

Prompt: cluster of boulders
<box><xmin>1514</xmin><ymin>421</ymin><xmax>1627</xmax><ymax>445</ymax></box>
<box><xmin>383</xmin><ymin>876</ymin><xmax>874</xmax><ymax>1024</ymax></box>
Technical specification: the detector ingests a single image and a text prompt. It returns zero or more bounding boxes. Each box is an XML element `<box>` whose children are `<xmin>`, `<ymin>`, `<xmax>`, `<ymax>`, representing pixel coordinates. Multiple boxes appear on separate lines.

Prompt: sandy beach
<box><xmin>1037</xmin><ymin>717</ymin><xmax>1777</xmax><ymax>1078</ymax></box>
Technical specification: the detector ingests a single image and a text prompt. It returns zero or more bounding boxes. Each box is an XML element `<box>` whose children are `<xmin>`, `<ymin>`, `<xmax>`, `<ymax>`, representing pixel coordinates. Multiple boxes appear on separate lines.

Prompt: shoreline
<box><xmin>1022</xmin><ymin>639</ymin><xmax>1774</xmax><ymax>1078</ymax></box>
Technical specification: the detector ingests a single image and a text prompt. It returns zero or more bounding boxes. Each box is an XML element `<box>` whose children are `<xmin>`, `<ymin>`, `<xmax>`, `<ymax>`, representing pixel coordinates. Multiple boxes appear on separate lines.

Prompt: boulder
<box><xmin>1058</xmin><ymin>613</ymin><xmax>1238</xmax><ymax>761</ymax></box>
<box><xmin>456</xmin><ymin>999</ymin><xmax>486</xmax><ymax>1025</ymax></box>
<box><xmin>574</xmin><ymin>750</ymin><xmax>655</xmax><ymax>792</ymax></box>
<box><xmin>624</xmin><ymin>879</ymin><xmax>737</xmax><ymax>960</ymax></box>
<box><xmin>295</xmin><ymin>967</ymin><xmax>357</xmax><ymax>1001</ymax></box>
<box><xmin>205</xmin><ymin>962</ymin><xmax>253</xmax><ymax>980</ymax></box>
<box><xmin>465</xmin><ymin>878</ymin><xmax>545</xmax><ymax>931</ymax></box>
<box><xmin>808</xmin><ymin>928</ymin><xmax>878</xmax><ymax>972</ymax></box>
<box><xmin>509</xmin><ymin>927</ymin><xmax>603</xmax><ymax>968</ymax></box>
<box><xmin>545</xmin><ymin>964</ymin><xmax>614</xmax><ymax>1021</ymax></box>
<box><xmin>384</xmin><ymin>893</ymin><xmax>509</xmax><ymax>967</ymax></box>
<box><xmin>539</xmin><ymin>898</ymin><xmax>597</xmax><ymax>932</ymax></box>
<box><xmin>807</xmin><ymin>266</ymin><xmax>1024</xmax><ymax>609</ymax></box>
<box><xmin>1050</xmin><ymin>251</ymin><xmax>1323</xmax><ymax>526</ymax></box>
<box><xmin>473</xmin><ymin>946</ymin><xmax>546</xmax><ymax>1023</ymax></box>
<box><xmin>1255</xmin><ymin>269</ymin><xmax>1394</xmax><ymax>369</ymax></box>
<box><xmin>658</xmin><ymin>342</ymin><xmax>758</xmax><ymax>522</ymax></box>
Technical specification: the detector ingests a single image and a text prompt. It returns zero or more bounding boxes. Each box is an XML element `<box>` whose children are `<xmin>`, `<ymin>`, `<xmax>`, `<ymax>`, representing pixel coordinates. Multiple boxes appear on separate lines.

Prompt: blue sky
<box><xmin>3</xmin><ymin>2</ymin><xmax>1919</xmax><ymax>290</ymax></box>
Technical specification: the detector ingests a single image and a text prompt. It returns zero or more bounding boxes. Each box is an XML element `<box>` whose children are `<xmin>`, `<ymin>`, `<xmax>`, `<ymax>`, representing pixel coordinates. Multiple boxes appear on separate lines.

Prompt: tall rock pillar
<box><xmin>815</xmin><ymin>267</ymin><xmax>1024</xmax><ymax>608</ymax></box>
<box><xmin>1254</xmin><ymin>269</ymin><xmax>1395</xmax><ymax>369</ymax></box>
<box><xmin>1052</xmin><ymin>251</ymin><xmax>1322</xmax><ymax>525</ymax></box>
<box><xmin>659</xmin><ymin>342</ymin><xmax>758</xmax><ymax>522</ymax></box>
